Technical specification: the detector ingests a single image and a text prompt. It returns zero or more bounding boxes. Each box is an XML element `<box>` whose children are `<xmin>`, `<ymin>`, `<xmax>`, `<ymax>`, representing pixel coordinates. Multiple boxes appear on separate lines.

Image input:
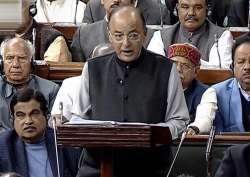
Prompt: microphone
<box><xmin>158</xmin><ymin>0</ymin><xmax>163</xmax><ymax>28</ymax></box>
<box><xmin>214</xmin><ymin>34</ymin><xmax>221</xmax><ymax>68</ymax></box>
<box><xmin>205</xmin><ymin>126</ymin><xmax>216</xmax><ymax>177</ymax></box>
<box><xmin>59</xmin><ymin>102</ymin><xmax>63</xmax><ymax>123</ymax></box>
<box><xmin>166</xmin><ymin>130</ymin><xmax>187</xmax><ymax>177</ymax></box>
<box><xmin>32</xmin><ymin>28</ymin><xmax>36</xmax><ymax>60</ymax></box>
<box><xmin>74</xmin><ymin>0</ymin><xmax>79</xmax><ymax>24</ymax></box>
<box><xmin>52</xmin><ymin>116</ymin><xmax>61</xmax><ymax>177</ymax></box>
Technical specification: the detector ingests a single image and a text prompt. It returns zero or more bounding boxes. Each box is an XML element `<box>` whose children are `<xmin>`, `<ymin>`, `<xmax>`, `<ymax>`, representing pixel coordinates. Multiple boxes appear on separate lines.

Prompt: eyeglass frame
<box><xmin>108</xmin><ymin>31</ymin><xmax>142</xmax><ymax>43</ymax></box>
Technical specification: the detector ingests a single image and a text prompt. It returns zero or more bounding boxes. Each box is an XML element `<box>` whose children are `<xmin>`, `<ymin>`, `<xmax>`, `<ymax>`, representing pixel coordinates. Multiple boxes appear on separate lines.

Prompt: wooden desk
<box><xmin>47</xmin><ymin>62</ymin><xmax>83</xmax><ymax>80</ymax></box>
<box><xmin>197</xmin><ymin>69</ymin><xmax>233</xmax><ymax>85</ymax></box>
<box><xmin>57</xmin><ymin>124</ymin><xmax>171</xmax><ymax>177</ymax></box>
<box><xmin>34</xmin><ymin>62</ymin><xmax>83</xmax><ymax>80</ymax></box>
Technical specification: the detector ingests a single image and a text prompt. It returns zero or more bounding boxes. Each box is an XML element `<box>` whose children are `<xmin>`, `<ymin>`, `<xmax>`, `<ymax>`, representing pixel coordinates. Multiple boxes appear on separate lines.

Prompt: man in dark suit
<box><xmin>227</xmin><ymin>0</ymin><xmax>248</xmax><ymax>27</ymax></box>
<box><xmin>83</xmin><ymin>0</ymin><xmax>171</xmax><ymax>25</ymax></box>
<box><xmin>71</xmin><ymin>0</ymin><xmax>155</xmax><ymax>61</ymax></box>
<box><xmin>215</xmin><ymin>143</ymin><xmax>250</xmax><ymax>177</ymax></box>
<box><xmin>0</xmin><ymin>88</ymin><xmax>80</xmax><ymax>177</ymax></box>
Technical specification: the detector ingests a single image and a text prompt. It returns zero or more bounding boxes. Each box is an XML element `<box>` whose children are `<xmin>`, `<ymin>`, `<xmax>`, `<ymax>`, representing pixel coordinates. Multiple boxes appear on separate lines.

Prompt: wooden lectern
<box><xmin>57</xmin><ymin>123</ymin><xmax>172</xmax><ymax>177</ymax></box>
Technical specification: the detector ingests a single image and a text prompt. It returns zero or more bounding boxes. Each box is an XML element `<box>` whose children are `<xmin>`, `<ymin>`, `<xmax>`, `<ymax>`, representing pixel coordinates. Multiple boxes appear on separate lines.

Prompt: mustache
<box><xmin>185</xmin><ymin>16</ymin><xmax>198</xmax><ymax>21</ymax></box>
<box><xmin>110</xmin><ymin>3</ymin><xmax>119</xmax><ymax>8</ymax></box>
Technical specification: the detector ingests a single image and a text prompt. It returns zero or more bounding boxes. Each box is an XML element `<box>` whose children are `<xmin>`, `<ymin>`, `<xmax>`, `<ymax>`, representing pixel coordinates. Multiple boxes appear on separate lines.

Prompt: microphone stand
<box><xmin>166</xmin><ymin>130</ymin><xmax>187</xmax><ymax>177</ymax></box>
<box><xmin>32</xmin><ymin>28</ymin><xmax>36</xmax><ymax>60</ymax></box>
<box><xmin>74</xmin><ymin>0</ymin><xmax>79</xmax><ymax>24</ymax></box>
<box><xmin>52</xmin><ymin>116</ymin><xmax>61</xmax><ymax>177</ymax></box>
<box><xmin>206</xmin><ymin>126</ymin><xmax>216</xmax><ymax>177</ymax></box>
<box><xmin>214</xmin><ymin>34</ymin><xmax>221</xmax><ymax>68</ymax></box>
<box><xmin>59</xmin><ymin>102</ymin><xmax>63</xmax><ymax>123</ymax></box>
<box><xmin>158</xmin><ymin>0</ymin><xmax>163</xmax><ymax>28</ymax></box>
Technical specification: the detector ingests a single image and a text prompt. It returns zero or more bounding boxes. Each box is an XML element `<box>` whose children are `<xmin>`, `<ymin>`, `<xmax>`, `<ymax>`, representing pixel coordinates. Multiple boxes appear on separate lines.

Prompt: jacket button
<box><xmin>119</xmin><ymin>79</ymin><xmax>124</xmax><ymax>85</ymax></box>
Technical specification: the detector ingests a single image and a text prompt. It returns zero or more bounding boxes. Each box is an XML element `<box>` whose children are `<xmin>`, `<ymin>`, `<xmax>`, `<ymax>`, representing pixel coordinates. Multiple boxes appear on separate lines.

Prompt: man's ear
<box><xmin>194</xmin><ymin>66</ymin><xmax>200</xmax><ymax>77</ymax></box>
<box><xmin>107</xmin><ymin>28</ymin><xmax>112</xmax><ymax>43</ymax></box>
<box><xmin>101</xmin><ymin>0</ymin><xmax>104</xmax><ymax>5</ymax></box>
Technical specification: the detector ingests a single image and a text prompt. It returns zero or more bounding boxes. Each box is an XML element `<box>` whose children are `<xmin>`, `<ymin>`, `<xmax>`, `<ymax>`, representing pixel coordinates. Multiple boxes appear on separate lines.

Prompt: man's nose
<box><xmin>188</xmin><ymin>7</ymin><xmax>195</xmax><ymax>16</ymax></box>
<box><xmin>122</xmin><ymin>36</ymin><xmax>131</xmax><ymax>47</ymax></box>
<box><xmin>244</xmin><ymin>60</ymin><xmax>250</xmax><ymax>70</ymax></box>
<box><xmin>12</xmin><ymin>57</ymin><xmax>21</xmax><ymax>67</ymax></box>
<box><xmin>24</xmin><ymin>116</ymin><xmax>33</xmax><ymax>124</ymax></box>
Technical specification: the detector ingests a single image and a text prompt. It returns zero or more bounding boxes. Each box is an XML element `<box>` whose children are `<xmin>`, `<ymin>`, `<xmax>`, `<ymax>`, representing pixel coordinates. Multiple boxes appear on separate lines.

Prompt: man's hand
<box><xmin>186</xmin><ymin>126</ymin><xmax>200</xmax><ymax>135</ymax></box>
<box><xmin>48</xmin><ymin>114</ymin><xmax>68</xmax><ymax>128</ymax></box>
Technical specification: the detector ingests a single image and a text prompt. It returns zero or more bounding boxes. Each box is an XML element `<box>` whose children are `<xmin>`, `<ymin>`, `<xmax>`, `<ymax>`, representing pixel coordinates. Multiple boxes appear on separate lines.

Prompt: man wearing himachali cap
<box><xmin>167</xmin><ymin>43</ymin><xmax>208</xmax><ymax>124</ymax></box>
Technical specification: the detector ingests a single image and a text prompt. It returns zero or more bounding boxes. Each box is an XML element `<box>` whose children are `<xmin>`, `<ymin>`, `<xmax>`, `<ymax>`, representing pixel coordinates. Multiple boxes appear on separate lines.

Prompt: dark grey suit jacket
<box><xmin>71</xmin><ymin>20</ymin><xmax>155</xmax><ymax>62</ymax></box>
<box><xmin>83</xmin><ymin>0</ymin><xmax>171</xmax><ymax>25</ymax></box>
<box><xmin>0</xmin><ymin>128</ymin><xmax>81</xmax><ymax>177</ymax></box>
<box><xmin>215</xmin><ymin>143</ymin><xmax>250</xmax><ymax>177</ymax></box>
<box><xmin>227</xmin><ymin>0</ymin><xmax>248</xmax><ymax>27</ymax></box>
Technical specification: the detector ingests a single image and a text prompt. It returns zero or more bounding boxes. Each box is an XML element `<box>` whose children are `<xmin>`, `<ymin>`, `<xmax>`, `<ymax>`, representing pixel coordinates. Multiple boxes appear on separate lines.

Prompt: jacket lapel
<box><xmin>14</xmin><ymin>137</ymin><xmax>29</xmax><ymax>177</ymax></box>
<box><xmin>46</xmin><ymin>128</ymin><xmax>63</xmax><ymax>177</ymax></box>
<box><xmin>229</xmin><ymin>78</ymin><xmax>244</xmax><ymax>131</ymax></box>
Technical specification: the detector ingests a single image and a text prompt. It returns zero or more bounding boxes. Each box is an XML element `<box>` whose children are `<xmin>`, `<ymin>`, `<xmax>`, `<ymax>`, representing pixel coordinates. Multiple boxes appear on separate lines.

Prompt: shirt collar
<box><xmin>2</xmin><ymin>75</ymin><xmax>35</xmax><ymax>98</ymax></box>
<box><xmin>180</xmin><ymin>21</ymin><xmax>207</xmax><ymax>40</ymax></box>
<box><xmin>238</xmin><ymin>82</ymin><xmax>250</xmax><ymax>101</ymax></box>
<box><xmin>115</xmin><ymin>47</ymin><xmax>145</xmax><ymax>69</ymax></box>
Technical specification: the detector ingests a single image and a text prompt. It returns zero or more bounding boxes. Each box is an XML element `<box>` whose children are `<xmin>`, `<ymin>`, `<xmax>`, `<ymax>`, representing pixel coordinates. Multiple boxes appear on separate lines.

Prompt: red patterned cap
<box><xmin>167</xmin><ymin>43</ymin><xmax>201</xmax><ymax>66</ymax></box>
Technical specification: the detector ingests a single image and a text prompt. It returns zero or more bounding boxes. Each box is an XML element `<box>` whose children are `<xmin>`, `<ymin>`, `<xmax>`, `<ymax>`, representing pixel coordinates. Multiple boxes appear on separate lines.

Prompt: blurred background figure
<box><xmin>34</xmin><ymin>0</ymin><xmax>86</xmax><ymax>23</ymax></box>
<box><xmin>227</xmin><ymin>0</ymin><xmax>249</xmax><ymax>27</ymax></box>
<box><xmin>83</xmin><ymin>0</ymin><xmax>171</xmax><ymax>25</ymax></box>
<box><xmin>0</xmin><ymin>172</ymin><xmax>23</xmax><ymax>177</ymax></box>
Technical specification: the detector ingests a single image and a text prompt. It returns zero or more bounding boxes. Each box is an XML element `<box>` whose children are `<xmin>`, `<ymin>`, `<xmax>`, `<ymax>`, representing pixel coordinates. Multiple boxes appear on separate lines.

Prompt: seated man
<box><xmin>0</xmin><ymin>37</ymin><xmax>59</xmax><ymax>132</ymax></box>
<box><xmin>188</xmin><ymin>33</ymin><xmax>250</xmax><ymax>134</ymax></box>
<box><xmin>165</xmin><ymin>0</ymin><xmax>232</xmax><ymax>27</ymax></box>
<box><xmin>34</xmin><ymin>0</ymin><xmax>86</xmax><ymax>23</ymax></box>
<box><xmin>167</xmin><ymin>43</ymin><xmax>208</xmax><ymax>122</ymax></box>
<box><xmin>0</xmin><ymin>88</ymin><xmax>80</xmax><ymax>177</ymax></box>
<box><xmin>51</xmin><ymin>43</ymin><xmax>113</xmax><ymax>121</ymax></box>
<box><xmin>147</xmin><ymin>0</ymin><xmax>233</xmax><ymax>69</ymax></box>
<box><xmin>71</xmin><ymin>0</ymin><xmax>155</xmax><ymax>61</ymax></box>
<box><xmin>83</xmin><ymin>0</ymin><xmax>171</xmax><ymax>25</ymax></box>
<box><xmin>4</xmin><ymin>0</ymin><xmax>71</xmax><ymax>62</ymax></box>
<box><xmin>213</xmin><ymin>33</ymin><xmax>250</xmax><ymax>132</ymax></box>
<box><xmin>72</xmin><ymin>6</ymin><xmax>189</xmax><ymax>177</ymax></box>
<box><xmin>215</xmin><ymin>143</ymin><xmax>250</xmax><ymax>177</ymax></box>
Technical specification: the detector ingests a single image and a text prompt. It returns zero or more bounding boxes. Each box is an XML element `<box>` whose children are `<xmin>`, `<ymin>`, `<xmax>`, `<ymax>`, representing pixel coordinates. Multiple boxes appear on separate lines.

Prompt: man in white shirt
<box><xmin>147</xmin><ymin>0</ymin><xmax>233</xmax><ymax>69</ymax></box>
<box><xmin>34</xmin><ymin>0</ymin><xmax>86</xmax><ymax>23</ymax></box>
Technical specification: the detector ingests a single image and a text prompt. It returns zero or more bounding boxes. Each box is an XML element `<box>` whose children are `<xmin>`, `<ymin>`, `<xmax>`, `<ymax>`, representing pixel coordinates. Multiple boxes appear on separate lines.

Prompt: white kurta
<box><xmin>34</xmin><ymin>0</ymin><xmax>86</xmax><ymax>23</ymax></box>
<box><xmin>147</xmin><ymin>29</ymin><xmax>233</xmax><ymax>69</ymax></box>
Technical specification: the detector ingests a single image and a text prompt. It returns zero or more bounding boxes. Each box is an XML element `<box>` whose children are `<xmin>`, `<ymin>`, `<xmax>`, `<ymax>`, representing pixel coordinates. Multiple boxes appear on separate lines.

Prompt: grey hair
<box><xmin>0</xmin><ymin>37</ymin><xmax>35</xmax><ymax>61</ymax></box>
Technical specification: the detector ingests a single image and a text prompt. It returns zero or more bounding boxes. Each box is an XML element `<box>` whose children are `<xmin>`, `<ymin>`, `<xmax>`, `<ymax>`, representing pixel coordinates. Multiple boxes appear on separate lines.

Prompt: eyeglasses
<box><xmin>4</xmin><ymin>56</ymin><xmax>30</xmax><ymax>64</ymax></box>
<box><xmin>174</xmin><ymin>61</ymin><xmax>194</xmax><ymax>71</ymax></box>
<box><xmin>109</xmin><ymin>32</ymin><xmax>141</xmax><ymax>43</ymax></box>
